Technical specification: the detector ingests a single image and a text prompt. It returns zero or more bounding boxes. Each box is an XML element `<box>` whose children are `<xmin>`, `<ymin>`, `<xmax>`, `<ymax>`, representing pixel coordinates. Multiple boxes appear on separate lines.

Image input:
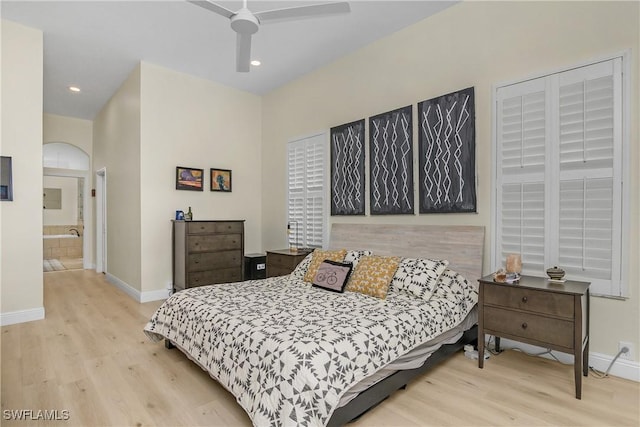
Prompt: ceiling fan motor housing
<box><xmin>231</xmin><ymin>9</ymin><xmax>259</xmax><ymax>34</ymax></box>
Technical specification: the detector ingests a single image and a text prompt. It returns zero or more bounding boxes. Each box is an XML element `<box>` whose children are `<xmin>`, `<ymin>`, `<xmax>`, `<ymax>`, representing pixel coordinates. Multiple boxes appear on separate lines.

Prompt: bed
<box><xmin>144</xmin><ymin>223</ymin><xmax>484</xmax><ymax>426</ymax></box>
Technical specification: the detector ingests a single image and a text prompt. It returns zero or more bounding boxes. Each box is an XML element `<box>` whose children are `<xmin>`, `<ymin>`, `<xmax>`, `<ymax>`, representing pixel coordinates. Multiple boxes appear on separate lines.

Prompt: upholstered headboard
<box><xmin>329</xmin><ymin>223</ymin><xmax>485</xmax><ymax>284</ymax></box>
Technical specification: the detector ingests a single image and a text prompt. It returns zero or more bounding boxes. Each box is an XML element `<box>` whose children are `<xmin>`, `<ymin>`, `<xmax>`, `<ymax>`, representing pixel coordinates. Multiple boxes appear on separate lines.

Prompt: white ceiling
<box><xmin>1</xmin><ymin>0</ymin><xmax>457</xmax><ymax>120</ymax></box>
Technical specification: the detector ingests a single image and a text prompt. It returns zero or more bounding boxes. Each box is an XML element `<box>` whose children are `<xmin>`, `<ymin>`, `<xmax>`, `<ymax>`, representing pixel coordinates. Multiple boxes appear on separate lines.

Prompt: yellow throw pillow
<box><xmin>346</xmin><ymin>255</ymin><xmax>401</xmax><ymax>299</ymax></box>
<box><xmin>303</xmin><ymin>249</ymin><xmax>347</xmax><ymax>283</ymax></box>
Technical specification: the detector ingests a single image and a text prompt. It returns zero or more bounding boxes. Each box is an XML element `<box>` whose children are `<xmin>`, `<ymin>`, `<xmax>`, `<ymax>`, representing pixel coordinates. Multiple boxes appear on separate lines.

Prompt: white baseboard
<box><xmin>494</xmin><ymin>338</ymin><xmax>639</xmax><ymax>382</ymax></box>
<box><xmin>105</xmin><ymin>273</ymin><xmax>169</xmax><ymax>303</ymax></box>
<box><xmin>140</xmin><ymin>288</ymin><xmax>170</xmax><ymax>303</ymax></box>
<box><xmin>1</xmin><ymin>307</ymin><xmax>45</xmax><ymax>326</ymax></box>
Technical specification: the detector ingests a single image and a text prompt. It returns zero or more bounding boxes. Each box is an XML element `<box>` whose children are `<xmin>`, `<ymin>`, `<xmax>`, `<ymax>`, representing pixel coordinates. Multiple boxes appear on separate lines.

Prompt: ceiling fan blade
<box><xmin>236</xmin><ymin>33</ymin><xmax>251</xmax><ymax>72</ymax></box>
<box><xmin>254</xmin><ymin>2</ymin><xmax>350</xmax><ymax>23</ymax></box>
<box><xmin>187</xmin><ymin>0</ymin><xmax>235</xmax><ymax>19</ymax></box>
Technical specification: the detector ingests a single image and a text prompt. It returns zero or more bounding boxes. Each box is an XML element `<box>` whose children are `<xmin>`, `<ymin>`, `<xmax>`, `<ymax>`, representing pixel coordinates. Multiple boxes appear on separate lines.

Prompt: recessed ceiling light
<box><xmin>68</xmin><ymin>86</ymin><xmax>81</xmax><ymax>93</ymax></box>
<box><xmin>250</xmin><ymin>60</ymin><xmax>261</xmax><ymax>66</ymax></box>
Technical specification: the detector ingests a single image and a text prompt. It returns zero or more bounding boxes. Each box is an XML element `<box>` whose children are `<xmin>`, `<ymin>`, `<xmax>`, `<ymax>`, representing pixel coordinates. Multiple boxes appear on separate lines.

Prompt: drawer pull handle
<box><xmin>521</xmin><ymin>322</ymin><xmax>528</xmax><ymax>330</ymax></box>
<box><xmin>522</xmin><ymin>296</ymin><xmax>528</xmax><ymax>303</ymax></box>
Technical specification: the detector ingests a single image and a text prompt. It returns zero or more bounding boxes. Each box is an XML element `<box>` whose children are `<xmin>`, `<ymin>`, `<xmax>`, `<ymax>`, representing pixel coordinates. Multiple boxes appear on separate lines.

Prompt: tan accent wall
<box><xmin>0</xmin><ymin>20</ymin><xmax>44</xmax><ymax>314</ymax></box>
<box><xmin>93</xmin><ymin>65</ymin><xmax>142</xmax><ymax>291</ymax></box>
<box><xmin>261</xmin><ymin>1</ymin><xmax>639</xmax><ymax>358</ymax></box>
<box><xmin>138</xmin><ymin>63</ymin><xmax>262</xmax><ymax>294</ymax></box>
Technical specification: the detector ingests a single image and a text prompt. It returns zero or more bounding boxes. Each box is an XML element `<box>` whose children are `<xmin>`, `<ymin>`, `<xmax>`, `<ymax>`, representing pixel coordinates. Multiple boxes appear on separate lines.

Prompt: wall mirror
<box><xmin>43</xmin><ymin>188</ymin><xmax>62</xmax><ymax>209</ymax></box>
<box><xmin>0</xmin><ymin>156</ymin><xmax>13</xmax><ymax>201</ymax></box>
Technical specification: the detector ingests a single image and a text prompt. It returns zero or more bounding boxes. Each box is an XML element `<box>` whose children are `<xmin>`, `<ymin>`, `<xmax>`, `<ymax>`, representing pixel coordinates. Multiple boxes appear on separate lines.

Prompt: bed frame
<box><xmin>165</xmin><ymin>223</ymin><xmax>485</xmax><ymax>426</ymax></box>
<box><xmin>328</xmin><ymin>223</ymin><xmax>484</xmax><ymax>285</ymax></box>
<box><xmin>326</xmin><ymin>223</ymin><xmax>484</xmax><ymax>425</ymax></box>
<box><xmin>328</xmin><ymin>325</ymin><xmax>478</xmax><ymax>426</ymax></box>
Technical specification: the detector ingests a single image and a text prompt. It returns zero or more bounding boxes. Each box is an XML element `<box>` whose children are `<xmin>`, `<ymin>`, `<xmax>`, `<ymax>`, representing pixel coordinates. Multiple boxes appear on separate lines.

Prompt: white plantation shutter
<box><xmin>559</xmin><ymin>178</ymin><xmax>614</xmax><ymax>281</ymax></box>
<box><xmin>287</xmin><ymin>134</ymin><xmax>327</xmax><ymax>249</ymax></box>
<box><xmin>288</xmin><ymin>141</ymin><xmax>305</xmax><ymax>247</ymax></box>
<box><xmin>495</xmin><ymin>57</ymin><xmax>625</xmax><ymax>296</ymax></box>
<box><xmin>499</xmin><ymin>87</ymin><xmax>547</xmax><ymax>174</ymax></box>
<box><xmin>497</xmin><ymin>77</ymin><xmax>548</xmax><ymax>276</ymax></box>
<box><xmin>500</xmin><ymin>182</ymin><xmax>545</xmax><ymax>275</ymax></box>
<box><xmin>555</xmin><ymin>59</ymin><xmax>622</xmax><ymax>293</ymax></box>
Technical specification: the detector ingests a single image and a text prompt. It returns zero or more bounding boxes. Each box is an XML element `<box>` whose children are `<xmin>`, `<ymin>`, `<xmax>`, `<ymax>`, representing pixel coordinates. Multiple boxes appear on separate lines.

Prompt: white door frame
<box><xmin>96</xmin><ymin>168</ymin><xmax>107</xmax><ymax>273</ymax></box>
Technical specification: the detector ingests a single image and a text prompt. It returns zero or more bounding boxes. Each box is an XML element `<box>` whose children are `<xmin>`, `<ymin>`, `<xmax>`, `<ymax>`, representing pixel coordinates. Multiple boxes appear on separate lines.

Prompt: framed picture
<box><xmin>330</xmin><ymin>119</ymin><xmax>365</xmax><ymax>215</ymax></box>
<box><xmin>175</xmin><ymin>166</ymin><xmax>203</xmax><ymax>191</ymax></box>
<box><xmin>418</xmin><ymin>87</ymin><xmax>476</xmax><ymax>213</ymax></box>
<box><xmin>210</xmin><ymin>168</ymin><xmax>232</xmax><ymax>192</ymax></box>
<box><xmin>369</xmin><ymin>105</ymin><xmax>414</xmax><ymax>215</ymax></box>
<box><xmin>0</xmin><ymin>156</ymin><xmax>13</xmax><ymax>201</ymax></box>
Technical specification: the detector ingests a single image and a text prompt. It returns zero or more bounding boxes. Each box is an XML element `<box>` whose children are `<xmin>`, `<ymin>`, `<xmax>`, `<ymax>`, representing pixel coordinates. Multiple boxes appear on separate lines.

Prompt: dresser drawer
<box><xmin>187</xmin><ymin>250</ymin><xmax>242</xmax><ymax>272</ymax></box>
<box><xmin>483</xmin><ymin>306</ymin><xmax>574</xmax><ymax>349</ymax></box>
<box><xmin>484</xmin><ymin>284</ymin><xmax>574</xmax><ymax>319</ymax></box>
<box><xmin>188</xmin><ymin>268</ymin><xmax>242</xmax><ymax>287</ymax></box>
<box><xmin>188</xmin><ymin>234</ymin><xmax>242</xmax><ymax>252</ymax></box>
<box><xmin>187</xmin><ymin>221</ymin><xmax>243</xmax><ymax>235</ymax></box>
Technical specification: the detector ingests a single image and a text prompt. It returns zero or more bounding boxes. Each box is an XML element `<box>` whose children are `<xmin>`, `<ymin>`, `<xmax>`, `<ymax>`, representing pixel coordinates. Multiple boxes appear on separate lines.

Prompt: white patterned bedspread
<box><xmin>144</xmin><ymin>274</ymin><xmax>477</xmax><ymax>427</ymax></box>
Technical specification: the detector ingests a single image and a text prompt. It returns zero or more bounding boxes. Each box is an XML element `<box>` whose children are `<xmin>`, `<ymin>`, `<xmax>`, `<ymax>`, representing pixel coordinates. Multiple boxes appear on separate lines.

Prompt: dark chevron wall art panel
<box><xmin>330</xmin><ymin>119</ymin><xmax>365</xmax><ymax>215</ymax></box>
<box><xmin>369</xmin><ymin>105</ymin><xmax>414</xmax><ymax>215</ymax></box>
<box><xmin>418</xmin><ymin>87</ymin><xmax>476</xmax><ymax>213</ymax></box>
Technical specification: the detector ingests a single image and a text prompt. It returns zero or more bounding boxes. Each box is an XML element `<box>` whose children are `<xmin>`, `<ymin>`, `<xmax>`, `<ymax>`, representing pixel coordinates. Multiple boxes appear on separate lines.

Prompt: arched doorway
<box><xmin>43</xmin><ymin>142</ymin><xmax>91</xmax><ymax>271</ymax></box>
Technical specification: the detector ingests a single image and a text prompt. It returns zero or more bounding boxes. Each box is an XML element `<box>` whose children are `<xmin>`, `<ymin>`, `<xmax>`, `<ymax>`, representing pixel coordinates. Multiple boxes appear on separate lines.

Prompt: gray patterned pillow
<box><xmin>390</xmin><ymin>257</ymin><xmax>449</xmax><ymax>300</ymax></box>
<box><xmin>434</xmin><ymin>268</ymin><xmax>478</xmax><ymax>304</ymax></box>
<box><xmin>344</xmin><ymin>250</ymin><xmax>373</xmax><ymax>270</ymax></box>
<box><xmin>290</xmin><ymin>252</ymin><xmax>313</xmax><ymax>280</ymax></box>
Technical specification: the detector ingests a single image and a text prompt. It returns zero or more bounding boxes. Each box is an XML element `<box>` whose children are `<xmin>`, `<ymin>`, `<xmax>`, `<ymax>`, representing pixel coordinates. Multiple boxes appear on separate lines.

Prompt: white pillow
<box><xmin>344</xmin><ymin>249</ymin><xmax>373</xmax><ymax>270</ymax></box>
<box><xmin>390</xmin><ymin>257</ymin><xmax>449</xmax><ymax>300</ymax></box>
<box><xmin>290</xmin><ymin>252</ymin><xmax>313</xmax><ymax>280</ymax></box>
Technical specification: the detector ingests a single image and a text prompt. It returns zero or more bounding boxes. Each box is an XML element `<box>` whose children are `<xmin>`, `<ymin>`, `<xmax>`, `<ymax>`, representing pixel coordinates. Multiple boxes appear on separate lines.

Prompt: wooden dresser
<box><xmin>172</xmin><ymin>220</ymin><xmax>244</xmax><ymax>291</ymax></box>
<box><xmin>477</xmin><ymin>275</ymin><xmax>590</xmax><ymax>399</ymax></box>
<box><xmin>266</xmin><ymin>249</ymin><xmax>312</xmax><ymax>277</ymax></box>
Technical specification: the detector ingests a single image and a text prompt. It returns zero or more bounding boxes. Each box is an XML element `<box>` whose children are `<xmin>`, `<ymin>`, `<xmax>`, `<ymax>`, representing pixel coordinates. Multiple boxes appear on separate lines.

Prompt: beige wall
<box><xmin>43</xmin><ymin>113</ymin><xmax>93</xmax><ymax>156</ymax></box>
<box><xmin>261</xmin><ymin>1</ymin><xmax>639</xmax><ymax>358</ymax></box>
<box><xmin>92</xmin><ymin>62</ymin><xmax>262</xmax><ymax>296</ymax></box>
<box><xmin>43</xmin><ymin>113</ymin><xmax>94</xmax><ymax>267</ymax></box>
<box><xmin>139</xmin><ymin>62</ymin><xmax>262</xmax><ymax>294</ymax></box>
<box><xmin>0</xmin><ymin>20</ymin><xmax>44</xmax><ymax>319</ymax></box>
<box><xmin>43</xmin><ymin>176</ymin><xmax>77</xmax><ymax>225</ymax></box>
<box><xmin>93</xmin><ymin>65</ymin><xmax>142</xmax><ymax>291</ymax></box>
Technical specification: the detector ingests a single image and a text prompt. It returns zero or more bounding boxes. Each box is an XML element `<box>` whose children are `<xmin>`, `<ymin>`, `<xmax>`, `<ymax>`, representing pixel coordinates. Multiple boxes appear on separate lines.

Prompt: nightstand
<box><xmin>266</xmin><ymin>249</ymin><xmax>312</xmax><ymax>277</ymax></box>
<box><xmin>477</xmin><ymin>274</ymin><xmax>590</xmax><ymax>399</ymax></box>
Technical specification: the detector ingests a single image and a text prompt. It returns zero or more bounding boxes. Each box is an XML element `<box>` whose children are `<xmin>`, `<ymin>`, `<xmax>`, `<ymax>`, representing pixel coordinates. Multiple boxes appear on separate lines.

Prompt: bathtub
<box><xmin>43</xmin><ymin>234</ymin><xmax>83</xmax><ymax>260</ymax></box>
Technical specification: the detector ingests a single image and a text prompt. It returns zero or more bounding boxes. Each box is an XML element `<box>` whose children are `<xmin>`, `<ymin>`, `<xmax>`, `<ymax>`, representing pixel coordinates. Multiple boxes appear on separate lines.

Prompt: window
<box><xmin>494</xmin><ymin>56</ymin><xmax>627</xmax><ymax>296</ymax></box>
<box><xmin>287</xmin><ymin>133</ymin><xmax>327</xmax><ymax>249</ymax></box>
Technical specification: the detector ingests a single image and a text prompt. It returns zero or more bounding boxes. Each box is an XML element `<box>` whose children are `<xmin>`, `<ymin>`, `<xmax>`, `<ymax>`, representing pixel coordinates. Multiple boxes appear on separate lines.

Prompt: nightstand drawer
<box><xmin>266</xmin><ymin>250</ymin><xmax>311</xmax><ymax>277</ymax></box>
<box><xmin>484</xmin><ymin>306</ymin><xmax>574</xmax><ymax>349</ymax></box>
<box><xmin>267</xmin><ymin>253</ymin><xmax>300</xmax><ymax>269</ymax></box>
<box><xmin>484</xmin><ymin>284</ymin><xmax>574</xmax><ymax>319</ymax></box>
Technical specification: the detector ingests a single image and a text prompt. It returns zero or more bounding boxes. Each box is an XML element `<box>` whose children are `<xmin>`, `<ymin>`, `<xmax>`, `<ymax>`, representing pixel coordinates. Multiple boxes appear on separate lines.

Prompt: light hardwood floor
<box><xmin>1</xmin><ymin>270</ymin><xmax>638</xmax><ymax>426</ymax></box>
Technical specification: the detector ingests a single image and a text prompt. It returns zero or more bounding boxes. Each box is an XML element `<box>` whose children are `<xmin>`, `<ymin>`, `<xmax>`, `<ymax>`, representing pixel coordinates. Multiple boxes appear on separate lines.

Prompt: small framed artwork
<box><xmin>210</xmin><ymin>168</ymin><xmax>232</xmax><ymax>192</ymax></box>
<box><xmin>176</xmin><ymin>166</ymin><xmax>203</xmax><ymax>191</ymax></box>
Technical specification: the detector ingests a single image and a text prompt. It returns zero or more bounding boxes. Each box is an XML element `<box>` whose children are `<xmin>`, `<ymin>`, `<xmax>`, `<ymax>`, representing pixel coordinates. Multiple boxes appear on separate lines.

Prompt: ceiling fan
<box><xmin>189</xmin><ymin>0</ymin><xmax>351</xmax><ymax>72</ymax></box>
